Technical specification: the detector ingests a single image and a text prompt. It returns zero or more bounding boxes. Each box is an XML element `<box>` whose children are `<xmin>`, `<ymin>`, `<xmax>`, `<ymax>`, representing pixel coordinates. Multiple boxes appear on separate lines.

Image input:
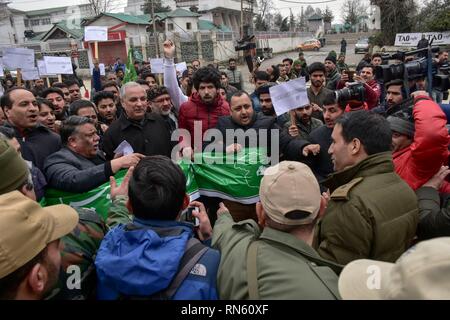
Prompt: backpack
<box><xmin>119</xmin><ymin>224</ymin><xmax>208</xmax><ymax>300</ymax></box>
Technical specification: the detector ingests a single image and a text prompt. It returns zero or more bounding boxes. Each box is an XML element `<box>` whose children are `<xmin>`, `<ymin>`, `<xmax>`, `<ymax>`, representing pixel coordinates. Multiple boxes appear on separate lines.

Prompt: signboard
<box><xmin>150</xmin><ymin>58</ymin><xmax>164</xmax><ymax>74</ymax></box>
<box><xmin>21</xmin><ymin>68</ymin><xmax>40</xmax><ymax>80</ymax></box>
<box><xmin>395</xmin><ymin>32</ymin><xmax>450</xmax><ymax>46</ymax></box>
<box><xmin>269</xmin><ymin>77</ymin><xmax>309</xmax><ymax>116</ymax></box>
<box><xmin>43</xmin><ymin>56</ymin><xmax>73</xmax><ymax>75</ymax></box>
<box><xmin>2</xmin><ymin>48</ymin><xmax>35</xmax><ymax>70</ymax></box>
<box><xmin>84</xmin><ymin>26</ymin><xmax>108</xmax><ymax>41</ymax></box>
<box><xmin>176</xmin><ymin>62</ymin><xmax>188</xmax><ymax>73</ymax></box>
<box><xmin>37</xmin><ymin>60</ymin><xmax>56</xmax><ymax>77</ymax></box>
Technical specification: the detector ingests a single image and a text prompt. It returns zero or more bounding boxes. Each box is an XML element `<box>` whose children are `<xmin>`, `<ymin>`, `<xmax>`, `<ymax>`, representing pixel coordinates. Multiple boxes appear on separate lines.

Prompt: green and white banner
<box><xmin>43</xmin><ymin>148</ymin><xmax>269</xmax><ymax>220</ymax></box>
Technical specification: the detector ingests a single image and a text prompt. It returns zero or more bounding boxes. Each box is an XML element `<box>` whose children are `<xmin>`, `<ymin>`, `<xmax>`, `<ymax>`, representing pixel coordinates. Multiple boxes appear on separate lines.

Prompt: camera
<box><xmin>180</xmin><ymin>206</ymin><xmax>200</xmax><ymax>226</ymax></box>
<box><xmin>335</xmin><ymin>82</ymin><xmax>365</xmax><ymax>103</ymax></box>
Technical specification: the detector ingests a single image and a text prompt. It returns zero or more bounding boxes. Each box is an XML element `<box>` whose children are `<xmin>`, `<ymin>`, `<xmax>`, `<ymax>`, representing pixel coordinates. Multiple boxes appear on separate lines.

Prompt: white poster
<box><xmin>21</xmin><ymin>68</ymin><xmax>40</xmax><ymax>80</ymax></box>
<box><xmin>176</xmin><ymin>62</ymin><xmax>188</xmax><ymax>73</ymax></box>
<box><xmin>2</xmin><ymin>48</ymin><xmax>35</xmax><ymax>70</ymax></box>
<box><xmin>37</xmin><ymin>60</ymin><xmax>56</xmax><ymax>77</ymax></box>
<box><xmin>150</xmin><ymin>58</ymin><xmax>164</xmax><ymax>74</ymax></box>
<box><xmin>395</xmin><ymin>32</ymin><xmax>450</xmax><ymax>46</ymax></box>
<box><xmin>43</xmin><ymin>56</ymin><xmax>73</xmax><ymax>75</ymax></box>
<box><xmin>269</xmin><ymin>77</ymin><xmax>309</xmax><ymax>116</ymax></box>
<box><xmin>84</xmin><ymin>26</ymin><xmax>108</xmax><ymax>41</ymax></box>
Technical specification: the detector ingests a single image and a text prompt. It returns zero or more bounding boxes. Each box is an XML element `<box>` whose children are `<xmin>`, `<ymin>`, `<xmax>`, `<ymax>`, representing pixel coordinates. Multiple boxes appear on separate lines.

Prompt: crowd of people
<box><xmin>0</xmin><ymin>38</ymin><xmax>450</xmax><ymax>300</ymax></box>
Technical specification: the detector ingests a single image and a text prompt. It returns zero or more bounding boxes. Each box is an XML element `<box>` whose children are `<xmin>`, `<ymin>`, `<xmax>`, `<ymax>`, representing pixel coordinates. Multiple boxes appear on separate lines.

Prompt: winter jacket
<box><xmin>95</xmin><ymin>200</ymin><xmax>220</xmax><ymax>300</ymax></box>
<box><xmin>211</xmin><ymin>112</ymin><xmax>310</xmax><ymax>160</ymax></box>
<box><xmin>44</xmin><ymin>147</ymin><xmax>113</xmax><ymax>193</ymax></box>
<box><xmin>284</xmin><ymin>116</ymin><xmax>323</xmax><ymax>141</ymax></box>
<box><xmin>178</xmin><ymin>92</ymin><xmax>230</xmax><ymax>148</ymax></box>
<box><xmin>308</xmin><ymin>125</ymin><xmax>334</xmax><ymax>182</ymax></box>
<box><xmin>224</xmin><ymin>68</ymin><xmax>244</xmax><ymax>90</ymax></box>
<box><xmin>325</xmin><ymin>68</ymin><xmax>341</xmax><ymax>90</ymax></box>
<box><xmin>315</xmin><ymin>152</ymin><xmax>419</xmax><ymax>265</ymax></box>
<box><xmin>416</xmin><ymin>187</ymin><xmax>450</xmax><ymax>240</ymax></box>
<box><xmin>393</xmin><ymin>96</ymin><xmax>450</xmax><ymax>192</ymax></box>
<box><xmin>4</xmin><ymin>122</ymin><xmax>61</xmax><ymax>171</ymax></box>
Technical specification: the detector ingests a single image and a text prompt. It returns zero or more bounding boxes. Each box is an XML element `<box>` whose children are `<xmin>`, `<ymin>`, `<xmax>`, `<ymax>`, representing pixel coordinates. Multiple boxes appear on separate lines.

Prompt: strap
<box><xmin>246</xmin><ymin>240</ymin><xmax>260</xmax><ymax>300</ymax></box>
<box><xmin>161</xmin><ymin>237</ymin><xmax>208</xmax><ymax>299</ymax></box>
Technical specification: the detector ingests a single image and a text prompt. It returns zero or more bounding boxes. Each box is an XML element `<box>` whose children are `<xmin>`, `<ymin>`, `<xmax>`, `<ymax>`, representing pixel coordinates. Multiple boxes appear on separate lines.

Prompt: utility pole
<box><xmin>150</xmin><ymin>0</ymin><xmax>159</xmax><ymax>58</ymax></box>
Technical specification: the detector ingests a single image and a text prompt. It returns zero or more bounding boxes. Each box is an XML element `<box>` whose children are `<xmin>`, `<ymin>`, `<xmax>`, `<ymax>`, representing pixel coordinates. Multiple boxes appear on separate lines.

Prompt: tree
<box><xmin>414</xmin><ymin>0</ymin><xmax>450</xmax><ymax>32</ymax></box>
<box><xmin>323</xmin><ymin>6</ymin><xmax>334</xmax><ymax>23</ymax></box>
<box><xmin>297</xmin><ymin>7</ymin><xmax>307</xmax><ymax>31</ymax></box>
<box><xmin>255</xmin><ymin>0</ymin><xmax>275</xmax><ymax>31</ymax></box>
<box><xmin>255</xmin><ymin>15</ymin><xmax>269</xmax><ymax>31</ymax></box>
<box><xmin>370</xmin><ymin>0</ymin><xmax>418</xmax><ymax>45</ymax></box>
<box><xmin>88</xmin><ymin>0</ymin><xmax>115</xmax><ymax>16</ymax></box>
<box><xmin>342</xmin><ymin>0</ymin><xmax>367</xmax><ymax>26</ymax></box>
<box><xmin>289</xmin><ymin>9</ymin><xmax>296</xmax><ymax>31</ymax></box>
<box><xmin>304</xmin><ymin>5</ymin><xmax>315</xmax><ymax>18</ymax></box>
<box><xmin>280</xmin><ymin>17</ymin><xmax>289</xmax><ymax>32</ymax></box>
<box><xmin>274</xmin><ymin>12</ymin><xmax>284</xmax><ymax>30</ymax></box>
<box><xmin>142</xmin><ymin>0</ymin><xmax>171</xmax><ymax>14</ymax></box>
<box><xmin>315</xmin><ymin>8</ymin><xmax>322</xmax><ymax>16</ymax></box>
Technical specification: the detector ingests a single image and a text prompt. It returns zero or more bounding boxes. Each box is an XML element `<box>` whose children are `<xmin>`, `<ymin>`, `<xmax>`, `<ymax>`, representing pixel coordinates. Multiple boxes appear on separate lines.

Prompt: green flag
<box><xmin>123</xmin><ymin>47</ymin><xmax>138</xmax><ymax>84</ymax></box>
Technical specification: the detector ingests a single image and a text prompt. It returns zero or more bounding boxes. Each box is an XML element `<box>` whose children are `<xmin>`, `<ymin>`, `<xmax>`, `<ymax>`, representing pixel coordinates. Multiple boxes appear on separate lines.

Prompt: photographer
<box><xmin>337</xmin><ymin>65</ymin><xmax>381</xmax><ymax>110</ymax></box>
<box><xmin>432</xmin><ymin>50</ymin><xmax>449</xmax><ymax>104</ymax></box>
<box><xmin>372</xmin><ymin>79</ymin><xmax>407</xmax><ymax>115</ymax></box>
<box><xmin>98</xmin><ymin>157</ymin><xmax>220</xmax><ymax>300</ymax></box>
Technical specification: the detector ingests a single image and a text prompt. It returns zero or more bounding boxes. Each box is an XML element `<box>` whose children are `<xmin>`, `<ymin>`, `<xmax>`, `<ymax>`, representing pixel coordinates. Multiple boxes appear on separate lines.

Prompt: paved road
<box><xmin>241</xmin><ymin>43</ymin><xmax>364</xmax><ymax>92</ymax></box>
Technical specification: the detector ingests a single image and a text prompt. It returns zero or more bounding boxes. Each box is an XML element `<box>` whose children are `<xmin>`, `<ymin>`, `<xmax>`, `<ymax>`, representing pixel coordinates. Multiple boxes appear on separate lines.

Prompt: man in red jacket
<box><xmin>178</xmin><ymin>67</ymin><xmax>230</xmax><ymax>155</ymax></box>
<box><xmin>387</xmin><ymin>91</ymin><xmax>450</xmax><ymax>193</ymax></box>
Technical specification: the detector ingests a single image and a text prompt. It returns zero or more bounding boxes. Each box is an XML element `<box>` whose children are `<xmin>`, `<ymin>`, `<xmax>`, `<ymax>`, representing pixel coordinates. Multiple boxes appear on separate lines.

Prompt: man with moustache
<box><xmin>285</xmin><ymin>103</ymin><xmax>323</xmax><ymax>141</ymax></box>
<box><xmin>307</xmin><ymin>62</ymin><xmax>334</xmax><ymax>120</ymax></box>
<box><xmin>93</xmin><ymin>91</ymin><xmax>117</xmax><ymax>126</ymax></box>
<box><xmin>42</xmin><ymin>87</ymin><xmax>69</xmax><ymax>121</ymax></box>
<box><xmin>148</xmin><ymin>86</ymin><xmax>178</xmax><ymax>135</ymax></box>
<box><xmin>1</xmin><ymin>87</ymin><xmax>61</xmax><ymax>171</ymax></box>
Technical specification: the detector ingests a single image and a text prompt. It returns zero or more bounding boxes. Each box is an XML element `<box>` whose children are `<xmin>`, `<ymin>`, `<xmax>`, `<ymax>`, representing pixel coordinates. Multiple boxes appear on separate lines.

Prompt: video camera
<box><xmin>375</xmin><ymin>46</ymin><xmax>449</xmax><ymax>93</ymax></box>
<box><xmin>335</xmin><ymin>82</ymin><xmax>365</xmax><ymax>104</ymax></box>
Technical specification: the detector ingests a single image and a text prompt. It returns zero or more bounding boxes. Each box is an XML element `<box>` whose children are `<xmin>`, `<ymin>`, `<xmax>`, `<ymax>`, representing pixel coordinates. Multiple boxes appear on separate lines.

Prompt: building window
<box><xmin>31</xmin><ymin>19</ymin><xmax>40</xmax><ymax>26</ymax></box>
<box><xmin>186</xmin><ymin>22</ymin><xmax>192</xmax><ymax>30</ymax></box>
<box><xmin>24</xmin><ymin>19</ymin><xmax>29</xmax><ymax>27</ymax></box>
<box><xmin>41</xmin><ymin>18</ymin><xmax>51</xmax><ymax>25</ymax></box>
<box><xmin>168</xmin><ymin>23</ymin><xmax>174</xmax><ymax>31</ymax></box>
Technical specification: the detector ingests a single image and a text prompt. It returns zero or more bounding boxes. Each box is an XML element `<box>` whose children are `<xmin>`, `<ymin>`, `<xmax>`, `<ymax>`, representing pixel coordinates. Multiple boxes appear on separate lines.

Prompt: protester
<box><xmin>147</xmin><ymin>86</ymin><xmax>178</xmax><ymax>134</ymax></box>
<box><xmin>336</xmin><ymin>53</ymin><xmax>348</xmax><ymax>73</ymax></box>
<box><xmin>387</xmin><ymin>91</ymin><xmax>450</xmax><ymax>193</ymax></box>
<box><xmin>286</xmin><ymin>104</ymin><xmax>323</xmax><ymax>140</ymax></box>
<box><xmin>324</xmin><ymin>53</ymin><xmax>341</xmax><ymax>90</ymax></box>
<box><xmin>0</xmin><ymin>191</ymin><xmax>78</xmax><ymax>300</ymax></box>
<box><xmin>298</xmin><ymin>51</ymin><xmax>308</xmax><ymax>70</ymax></box>
<box><xmin>36</xmin><ymin>98</ymin><xmax>56</xmax><ymax>133</ymax></box>
<box><xmin>51</xmin><ymin>82</ymin><xmax>71</xmax><ymax>106</ymax></box>
<box><xmin>102</xmin><ymin>82</ymin><xmax>172</xmax><ymax>159</ymax></box>
<box><xmin>113</xmin><ymin>57</ymin><xmax>126</xmax><ymax>74</ymax></box>
<box><xmin>224</xmin><ymin>58</ymin><xmax>244</xmax><ymax>90</ymax></box>
<box><xmin>249</xmin><ymin>71</ymin><xmax>270</xmax><ymax>112</ymax></box>
<box><xmin>41</xmin><ymin>87</ymin><xmax>69</xmax><ymax>124</ymax></box>
<box><xmin>212</xmin><ymin>161</ymin><xmax>341</xmax><ymax>299</ymax></box>
<box><xmin>44</xmin><ymin>116</ymin><xmax>143</xmax><ymax>193</ymax></box>
<box><xmin>95</xmin><ymin>156</ymin><xmax>220</xmax><ymax>300</ymax></box>
<box><xmin>308</xmin><ymin>92</ymin><xmax>346</xmax><ymax>183</ymax></box>
<box><xmin>315</xmin><ymin>111</ymin><xmax>418</xmax><ymax>265</ymax></box>
<box><xmin>307</xmin><ymin>62</ymin><xmax>334</xmax><ymax>119</ymax></box>
<box><xmin>339</xmin><ymin>237</ymin><xmax>450</xmax><ymax>299</ymax></box>
<box><xmin>276</xmin><ymin>64</ymin><xmax>290</xmax><ymax>83</ymax></box>
<box><xmin>32</xmin><ymin>78</ymin><xmax>46</xmax><ymax>97</ymax></box>
<box><xmin>192</xmin><ymin>59</ymin><xmax>201</xmax><ymax>71</ymax></box>
<box><xmin>340</xmin><ymin>38</ymin><xmax>347</xmax><ymax>55</ymax></box>
<box><xmin>178</xmin><ymin>67</ymin><xmax>230</xmax><ymax>152</ymax></box>
<box><xmin>292</xmin><ymin>60</ymin><xmax>309</xmax><ymax>81</ymax></box>
<box><xmin>64</xmin><ymin>79</ymin><xmax>81</xmax><ymax>103</ymax></box>
<box><xmin>1</xmin><ymin>87</ymin><xmax>61</xmax><ymax>171</ymax></box>
<box><xmin>142</xmin><ymin>72</ymin><xmax>158</xmax><ymax>90</ymax></box>
<box><xmin>180</xmin><ymin>70</ymin><xmax>190</xmax><ymax>96</ymax></box>
<box><xmin>69</xmin><ymin>99</ymin><xmax>108</xmax><ymax>138</ymax></box>
<box><xmin>254</xmin><ymin>83</ymin><xmax>288</xmax><ymax>126</ymax></box>
<box><xmin>93</xmin><ymin>91</ymin><xmax>117</xmax><ymax>126</ymax></box>
<box><xmin>220</xmin><ymin>72</ymin><xmax>238</xmax><ymax>102</ymax></box>
<box><xmin>92</xmin><ymin>59</ymin><xmax>102</xmax><ymax>93</ymax></box>
<box><xmin>356</xmin><ymin>53</ymin><xmax>372</xmax><ymax>72</ymax></box>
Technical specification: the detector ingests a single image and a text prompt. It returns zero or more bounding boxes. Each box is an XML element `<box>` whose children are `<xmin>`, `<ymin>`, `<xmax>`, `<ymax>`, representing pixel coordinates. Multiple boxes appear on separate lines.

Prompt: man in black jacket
<box><xmin>308</xmin><ymin>91</ymin><xmax>345</xmax><ymax>183</ymax></box>
<box><xmin>102</xmin><ymin>82</ymin><xmax>173</xmax><ymax>160</ymax></box>
<box><xmin>209</xmin><ymin>91</ymin><xmax>318</xmax><ymax>162</ymax></box>
<box><xmin>1</xmin><ymin>87</ymin><xmax>61</xmax><ymax>171</ymax></box>
<box><xmin>44</xmin><ymin>116</ymin><xmax>143</xmax><ymax>193</ymax></box>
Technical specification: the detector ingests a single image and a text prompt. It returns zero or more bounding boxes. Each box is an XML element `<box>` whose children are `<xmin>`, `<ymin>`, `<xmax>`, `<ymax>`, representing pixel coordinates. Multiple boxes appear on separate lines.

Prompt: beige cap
<box><xmin>339</xmin><ymin>237</ymin><xmax>450</xmax><ymax>299</ymax></box>
<box><xmin>0</xmin><ymin>191</ymin><xmax>79</xmax><ymax>279</ymax></box>
<box><xmin>259</xmin><ymin>161</ymin><xmax>321</xmax><ymax>226</ymax></box>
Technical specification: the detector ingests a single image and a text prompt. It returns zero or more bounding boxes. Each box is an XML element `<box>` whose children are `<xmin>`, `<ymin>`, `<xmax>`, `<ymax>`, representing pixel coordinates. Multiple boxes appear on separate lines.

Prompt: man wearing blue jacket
<box><xmin>95</xmin><ymin>156</ymin><xmax>220</xmax><ymax>300</ymax></box>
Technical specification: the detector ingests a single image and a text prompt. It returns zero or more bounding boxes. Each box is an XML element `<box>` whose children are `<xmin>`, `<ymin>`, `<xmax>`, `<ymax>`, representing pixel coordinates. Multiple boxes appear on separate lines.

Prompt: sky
<box><xmin>8</xmin><ymin>0</ymin><xmax>371</xmax><ymax>24</ymax></box>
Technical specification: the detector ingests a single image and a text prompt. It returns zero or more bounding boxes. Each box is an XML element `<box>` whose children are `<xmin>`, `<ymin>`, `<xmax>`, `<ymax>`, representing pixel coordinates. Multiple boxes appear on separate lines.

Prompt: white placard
<box><xmin>43</xmin><ymin>56</ymin><xmax>73</xmax><ymax>75</ymax></box>
<box><xmin>114</xmin><ymin>140</ymin><xmax>134</xmax><ymax>156</ymax></box>
<box><xmin>2</xmin><ymin>48</ymin><xmax>35</xmax><ymax>70</ymax></box>
<box><xmin>269</xmin><ymin>77</ymin><xmax>309</xmax><ymax>116</ymax></box>
<box><xmin>21</xmin><ymin>68</ymin><xmax>40</xmax><ymax>80</ymax></box>
<box><xmin>150</xmin><ymin>58</ymin><xmax>164</xmax><ymax>74</ymax></box>
<box><xmin>176</xmin><ymin>62</ymin><xmax>187</xmax><ymax>73</ymax></box>
<box><xmin>395</xmin><ymin>32</ymin><xmax>450</xmax><ymax>47</ymax></box>
<box><xmin>84</xmin><ymin>26</ymin><xmax>108</xmax><ymax>41</ymax></box>
<box><xmin>37</xmin><ymin>60</ymin><xmax>56</xmax><ymax>77</ymax></box>
<box><xmin>90</xmin><ymin>63</ymin><xmax>106</xmax><ymax>76</ymax></box>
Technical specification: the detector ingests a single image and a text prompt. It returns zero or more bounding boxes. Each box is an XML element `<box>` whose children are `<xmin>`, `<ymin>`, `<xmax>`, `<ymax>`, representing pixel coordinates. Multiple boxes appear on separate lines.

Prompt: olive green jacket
<box><xmin>212</xmin><ymin>212</ymin><xmax>341</xmax><ymax>300</ymax></box>
<box><xmin>315</xmin><ymin>152</ymin><xmax>419</xmax><ymax>265</ymax></box>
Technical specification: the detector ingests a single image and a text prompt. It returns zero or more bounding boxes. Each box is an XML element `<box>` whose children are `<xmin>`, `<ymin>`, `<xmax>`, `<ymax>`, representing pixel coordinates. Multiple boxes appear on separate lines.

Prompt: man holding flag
<box><xmin>123</xmin><ymin>48</ymin><xmax>138</xmax><ymax>84</ymax></box>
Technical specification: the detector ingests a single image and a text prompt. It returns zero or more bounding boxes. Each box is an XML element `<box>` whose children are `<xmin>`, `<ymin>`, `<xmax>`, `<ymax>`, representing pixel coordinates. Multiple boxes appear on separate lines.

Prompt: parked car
<box><xmin>355</xmin><ymin>38</ymin><xmax>369</xmax><ymax>54</ymax></box>
<box><xmin>297</xmin><ymin>39</ymin><xmax>321</xmax><ymax>51</ymax></box>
